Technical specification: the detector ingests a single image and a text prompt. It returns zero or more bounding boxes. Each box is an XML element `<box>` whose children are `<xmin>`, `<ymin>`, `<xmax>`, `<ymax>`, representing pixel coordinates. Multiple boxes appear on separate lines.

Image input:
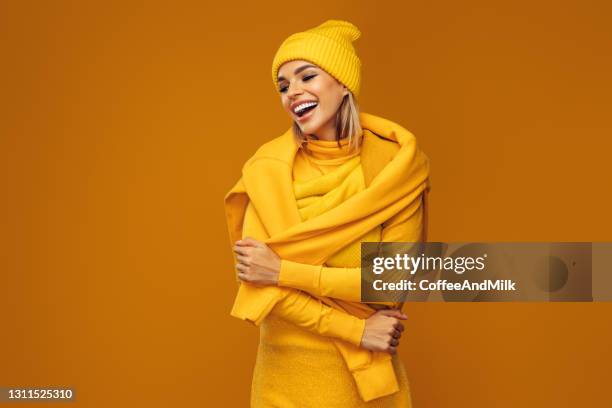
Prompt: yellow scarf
<box><xmin>224</xmin><ymin>112</ymin><xmax>431</xmax><ymax>401</ymax></box>
<box><xmin>295</xmin><ymin>154</ymin><xmax>364</xmax><ymax>220</ymax></box>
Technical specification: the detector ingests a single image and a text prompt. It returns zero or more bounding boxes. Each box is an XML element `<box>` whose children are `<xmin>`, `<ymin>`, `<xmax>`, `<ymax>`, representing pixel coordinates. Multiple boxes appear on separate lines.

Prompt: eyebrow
<box><xmin>277</xmin><ymin>64</ymin><xmax>318</xmax><ymax>83</ymax></box>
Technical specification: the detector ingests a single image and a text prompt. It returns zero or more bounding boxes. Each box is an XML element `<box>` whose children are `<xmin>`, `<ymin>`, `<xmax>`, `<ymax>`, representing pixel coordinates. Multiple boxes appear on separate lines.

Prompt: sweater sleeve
<box><xmin>267</xmin><ymin>285</ymin><xmax>365</xmax><ymax>347</ymax></box>
<box><xmin>278</xmin><ymin>191</ymin><xmax>427</xmax><ymax>305</ymax></box>
<box><xmin>234</xmin><ymin>198</ymin><xmax>366</xmax><ymax>346</ymax></box>
<box><xmin>234</xmin><ymin>282</ymin><xmax>365</xmax><ymax>347</ymax></box>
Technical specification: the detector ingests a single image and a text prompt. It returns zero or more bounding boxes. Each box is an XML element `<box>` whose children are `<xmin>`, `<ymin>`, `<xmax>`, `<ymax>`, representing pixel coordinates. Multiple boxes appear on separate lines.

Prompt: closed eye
<box><xmin>278</xmin><ymin>74</ymin><xmax>318</xmax><ymax>93</ymax></box>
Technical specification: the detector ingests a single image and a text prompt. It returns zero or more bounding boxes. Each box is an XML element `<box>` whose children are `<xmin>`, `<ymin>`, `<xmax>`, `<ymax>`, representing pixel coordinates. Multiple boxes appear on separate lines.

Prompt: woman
<box><xmin>224</xmin><ymin>20</ymin><xmax>430</xmax><ymax>407</ymax></box>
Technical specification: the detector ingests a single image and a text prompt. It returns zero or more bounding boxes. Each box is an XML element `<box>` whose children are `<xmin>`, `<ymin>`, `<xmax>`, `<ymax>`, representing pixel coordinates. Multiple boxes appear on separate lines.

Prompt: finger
<box><xmin>238</xmin><ymin>273</ymin><xmax>260</xmax><ymax>285</ymax></box>
<box><xmin>394</xmin><ymin>322</ymin><xmax>405</xmax><ymax>332</ymax></box>
<box><xmin>380</xmin><ymin>309</ymin><xmax>407</xmax><ymax>320</ymax></box>
<box><xmin>236</xmin><ymin>255</ymin><xmax>250</xmax><ymax>265</ymax></box>
<box><xmin>237</xmin><ymin>237</ymin><xmax>259</xmax><ymax>247</ymax></box>
<box><xmin>233</xmin><ymin>245</ymin><xmax>249</xmax><ymax>255</ymax></box>
<box><xmin>390</xmin><ymin>338</ymin><xmax>399</xmax><ymax>347</ymax></box>
<box><xmin>236</xmin><ymin>263</ymin><xmax>248</xmax><ymax>273</ymax></box>
<box><xmin>388</xmin><ymin>308</ymin><xmax>408</xmax><ymax>320</ymax></box>
<box><xmin>392</xmin><ymin>329</ymin><xmax>401</xmax><ymax>339</ymax></box>
<box><xmin>377</xmin><ymin>309</ymin><xmax>401</xmax><ymax>317</ymax></box>
<box><xmin>388</xmin><ymin>346</ymin><xmax>397</xmax><ymax>355</ymax></box>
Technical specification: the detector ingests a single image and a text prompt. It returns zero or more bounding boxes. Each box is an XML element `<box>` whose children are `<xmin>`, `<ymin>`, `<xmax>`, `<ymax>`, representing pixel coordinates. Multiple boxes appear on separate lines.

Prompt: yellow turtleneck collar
<box><xmin>301</xmin><ymin>132</ymin><xmax>363</xmax><ymax>164</ymax></box>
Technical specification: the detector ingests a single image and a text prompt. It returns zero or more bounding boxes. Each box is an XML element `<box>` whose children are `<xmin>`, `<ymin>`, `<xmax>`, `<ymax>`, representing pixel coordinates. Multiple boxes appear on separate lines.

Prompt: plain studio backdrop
<box><xmin>1</xmin><ymin>1</ymin><xmax>611</xmax><ymax>407</ymax></box>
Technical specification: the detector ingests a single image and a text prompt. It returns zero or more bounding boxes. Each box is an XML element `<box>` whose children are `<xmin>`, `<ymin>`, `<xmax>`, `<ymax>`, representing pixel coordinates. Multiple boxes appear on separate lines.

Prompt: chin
<box><xmin>299</xmin><ymin>123</ymin><xmax>321</xmax><ymax>135</ymax></box>
<box><xmin>303</xmin><ymin>117</ymin><xmax>329</xmax><ymax>134</ymax></box>
<box><xmin>295</xmin><ymin>119</ymin><xmax>318</xmax><ymax>134</ymax></box>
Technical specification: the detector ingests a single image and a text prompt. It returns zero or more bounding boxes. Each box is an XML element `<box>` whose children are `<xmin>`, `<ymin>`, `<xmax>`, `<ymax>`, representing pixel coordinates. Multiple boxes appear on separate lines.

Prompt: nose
<box><xmin>286</xmin><ymin>80</ymin><xmax>303</xmax><ymax>99</ymax></box>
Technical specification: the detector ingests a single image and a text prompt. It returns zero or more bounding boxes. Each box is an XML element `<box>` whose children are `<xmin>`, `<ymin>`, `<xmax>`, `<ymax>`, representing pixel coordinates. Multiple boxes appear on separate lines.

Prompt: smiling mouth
<box><xmin>294</xmin><ymin>102</ymin><xmax>318</xmax><ymax>117</ymax></box>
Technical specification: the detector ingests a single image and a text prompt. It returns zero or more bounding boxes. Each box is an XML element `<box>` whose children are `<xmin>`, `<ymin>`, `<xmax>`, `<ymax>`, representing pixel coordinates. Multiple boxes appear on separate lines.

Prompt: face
<box><xmin>277</xmin><ymin>60</ymin><xmax>349</xmax><ymax>139</ymax></box>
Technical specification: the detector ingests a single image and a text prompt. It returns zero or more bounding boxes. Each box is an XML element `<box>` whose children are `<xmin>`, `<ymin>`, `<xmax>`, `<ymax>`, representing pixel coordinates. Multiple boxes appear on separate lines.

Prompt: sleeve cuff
<box><xmin>320</xmin><ymin>307</ymin><xmax>366</xmax><ymax>347</ymax></box>
<box><xmin>278</xmin><ymin>259</ymin><xmax>322</xmax><ymax>295</ymax></box>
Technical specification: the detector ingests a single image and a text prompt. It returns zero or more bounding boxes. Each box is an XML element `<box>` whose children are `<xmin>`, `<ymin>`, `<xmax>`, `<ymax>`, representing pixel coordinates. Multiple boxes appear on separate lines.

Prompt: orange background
<box><xmin>1</xmin><ymin>1</ymin><xmax>611</xmax><ymax>407</ymax></box>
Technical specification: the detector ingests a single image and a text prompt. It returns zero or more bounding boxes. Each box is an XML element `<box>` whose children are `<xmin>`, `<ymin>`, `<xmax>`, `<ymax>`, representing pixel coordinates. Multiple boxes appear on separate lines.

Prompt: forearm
<box><xmin>278</xmin><ymin>260</ymin><xmax>358</xmax><ymax>301</ymax></box>
<box><xmin>249</xmin><ymin>283</ymin><xmax>365</xmax><ymax>347</ymax></box>
<box><xmin>278</xmin><ymin>260</ymin><xmax>398</xmax><ymax>309</ymax></box>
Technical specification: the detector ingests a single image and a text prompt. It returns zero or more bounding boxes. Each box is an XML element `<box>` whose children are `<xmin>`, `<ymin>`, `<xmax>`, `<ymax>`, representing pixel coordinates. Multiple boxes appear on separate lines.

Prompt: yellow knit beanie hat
<box><xmin>271</xmin><ymin>19</ymin><xmax>362</xmax><ymax>97</ymax></box>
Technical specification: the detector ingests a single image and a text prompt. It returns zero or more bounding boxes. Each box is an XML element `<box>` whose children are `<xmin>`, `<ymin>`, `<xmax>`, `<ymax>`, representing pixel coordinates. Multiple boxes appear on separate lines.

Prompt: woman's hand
<box><xmin>233</xmin><ymin>236</ymin><xmax>281</xmax><ymax>286</ymax></box>
<box><xmin>360</xmin><ymin>309</ymin><xmax>407</xmax><ymax>355</ymax></box>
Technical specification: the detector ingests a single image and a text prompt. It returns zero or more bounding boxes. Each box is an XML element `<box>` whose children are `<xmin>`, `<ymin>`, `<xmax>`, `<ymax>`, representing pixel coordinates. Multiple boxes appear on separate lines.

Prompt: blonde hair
<box><xmin>292</xmin><ymin>92</ymin><xmax>363</xmax><ymax>153</ymax></box>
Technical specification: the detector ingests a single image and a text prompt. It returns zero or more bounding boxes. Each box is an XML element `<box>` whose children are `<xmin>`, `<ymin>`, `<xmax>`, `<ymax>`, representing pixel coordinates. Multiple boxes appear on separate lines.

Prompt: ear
<box><xmin>342</xmin><ymin>86</ymin><xmax>349</xmax><ymax>97</ymax></box>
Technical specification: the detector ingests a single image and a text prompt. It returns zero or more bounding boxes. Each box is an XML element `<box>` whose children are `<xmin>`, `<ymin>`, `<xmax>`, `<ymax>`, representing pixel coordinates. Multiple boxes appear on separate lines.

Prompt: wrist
<box><xmin>359</xmin><ymin>319</ymin><xmax>367</xmax><ymax>347</ymax></box>
<box><xmin>272</xmin><ymin>258</ymin><xmax>281</xmax><ymax>285</ymax></box>
<box><xmin>356</xmin><ymin>318</ymin><xmax>367</xmax><ymax>348</ymax></box>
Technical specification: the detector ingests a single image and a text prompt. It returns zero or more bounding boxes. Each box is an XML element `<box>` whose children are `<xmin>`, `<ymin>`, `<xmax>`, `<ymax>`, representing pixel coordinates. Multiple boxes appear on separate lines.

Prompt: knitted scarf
<box><xmin>224</xmin><ymin>111</ymin><xmax>431</xmax><ymax>401</ymax></box>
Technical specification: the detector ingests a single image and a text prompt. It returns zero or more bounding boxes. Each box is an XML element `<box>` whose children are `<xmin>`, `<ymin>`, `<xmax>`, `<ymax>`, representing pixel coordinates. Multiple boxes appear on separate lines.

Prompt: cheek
<box><xmin>318</xmin><ymin>93</ymin><xmax>341</xmax><ymax>116</ymax></box>
<box><xmin>281</xmin><ymin>96</ymin><xmax>290</xmax><ymax>111</ymax></box>
<box><xmin>312</xmin><ymin>83</ymin><xmax>341</xmax><ymax>110</ymax></box>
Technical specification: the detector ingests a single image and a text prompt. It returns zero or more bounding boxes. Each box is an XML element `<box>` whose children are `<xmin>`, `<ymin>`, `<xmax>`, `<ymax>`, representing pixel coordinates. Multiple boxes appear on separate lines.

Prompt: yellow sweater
<box><xmin>248</xmin><ymin>133</ymin><xmax>424</xmax><ymax>407</ymax></box>
<box><xmin>225</xmin><ymin>112</ymin><xmax>431</xmax><ymax>403</ymax></box>
<box><xmin>280</xmin><ymin>134</ymin><xmax>425</xmax><ymax>307</ymax></box>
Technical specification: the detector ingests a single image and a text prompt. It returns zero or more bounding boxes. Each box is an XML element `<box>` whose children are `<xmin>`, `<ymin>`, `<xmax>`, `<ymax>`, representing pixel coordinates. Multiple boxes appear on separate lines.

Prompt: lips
<box><xmin>296</xmin><ymin>104</ymin><xmax>317</xmax><ymax>122</ymax></box>
<box><xmin>291</xmin><ymin>100</ymin><xmax>318</xmax><ymax>116</ymax></box>
<box><xmin>295</xmin><ymin>103</ymin><xmax>317</xmax><ymax>117</ymax></box>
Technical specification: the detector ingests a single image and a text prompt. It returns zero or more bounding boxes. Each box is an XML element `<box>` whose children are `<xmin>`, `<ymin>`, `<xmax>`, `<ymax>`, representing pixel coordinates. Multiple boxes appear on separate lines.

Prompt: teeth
<box><xmin>294</xmin><ymin>101</ymin><xmax>317</xmax><ymax>114</ymax></box>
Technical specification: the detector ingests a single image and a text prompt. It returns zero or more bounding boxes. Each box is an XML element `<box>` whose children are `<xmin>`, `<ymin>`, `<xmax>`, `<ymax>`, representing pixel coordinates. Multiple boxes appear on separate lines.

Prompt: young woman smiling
<box><xmin>224</xmin><ymin>20</ymin><xmax>431</xmax><ymax>407</ymax></box>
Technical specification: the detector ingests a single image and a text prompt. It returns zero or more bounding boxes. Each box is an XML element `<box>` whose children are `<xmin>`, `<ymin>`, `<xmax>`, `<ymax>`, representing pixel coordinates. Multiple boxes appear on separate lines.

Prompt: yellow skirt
<box><xmin>251</xmin><ymin>314</ymin><xmax>413</xmax><ymax>407</ymax></box>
